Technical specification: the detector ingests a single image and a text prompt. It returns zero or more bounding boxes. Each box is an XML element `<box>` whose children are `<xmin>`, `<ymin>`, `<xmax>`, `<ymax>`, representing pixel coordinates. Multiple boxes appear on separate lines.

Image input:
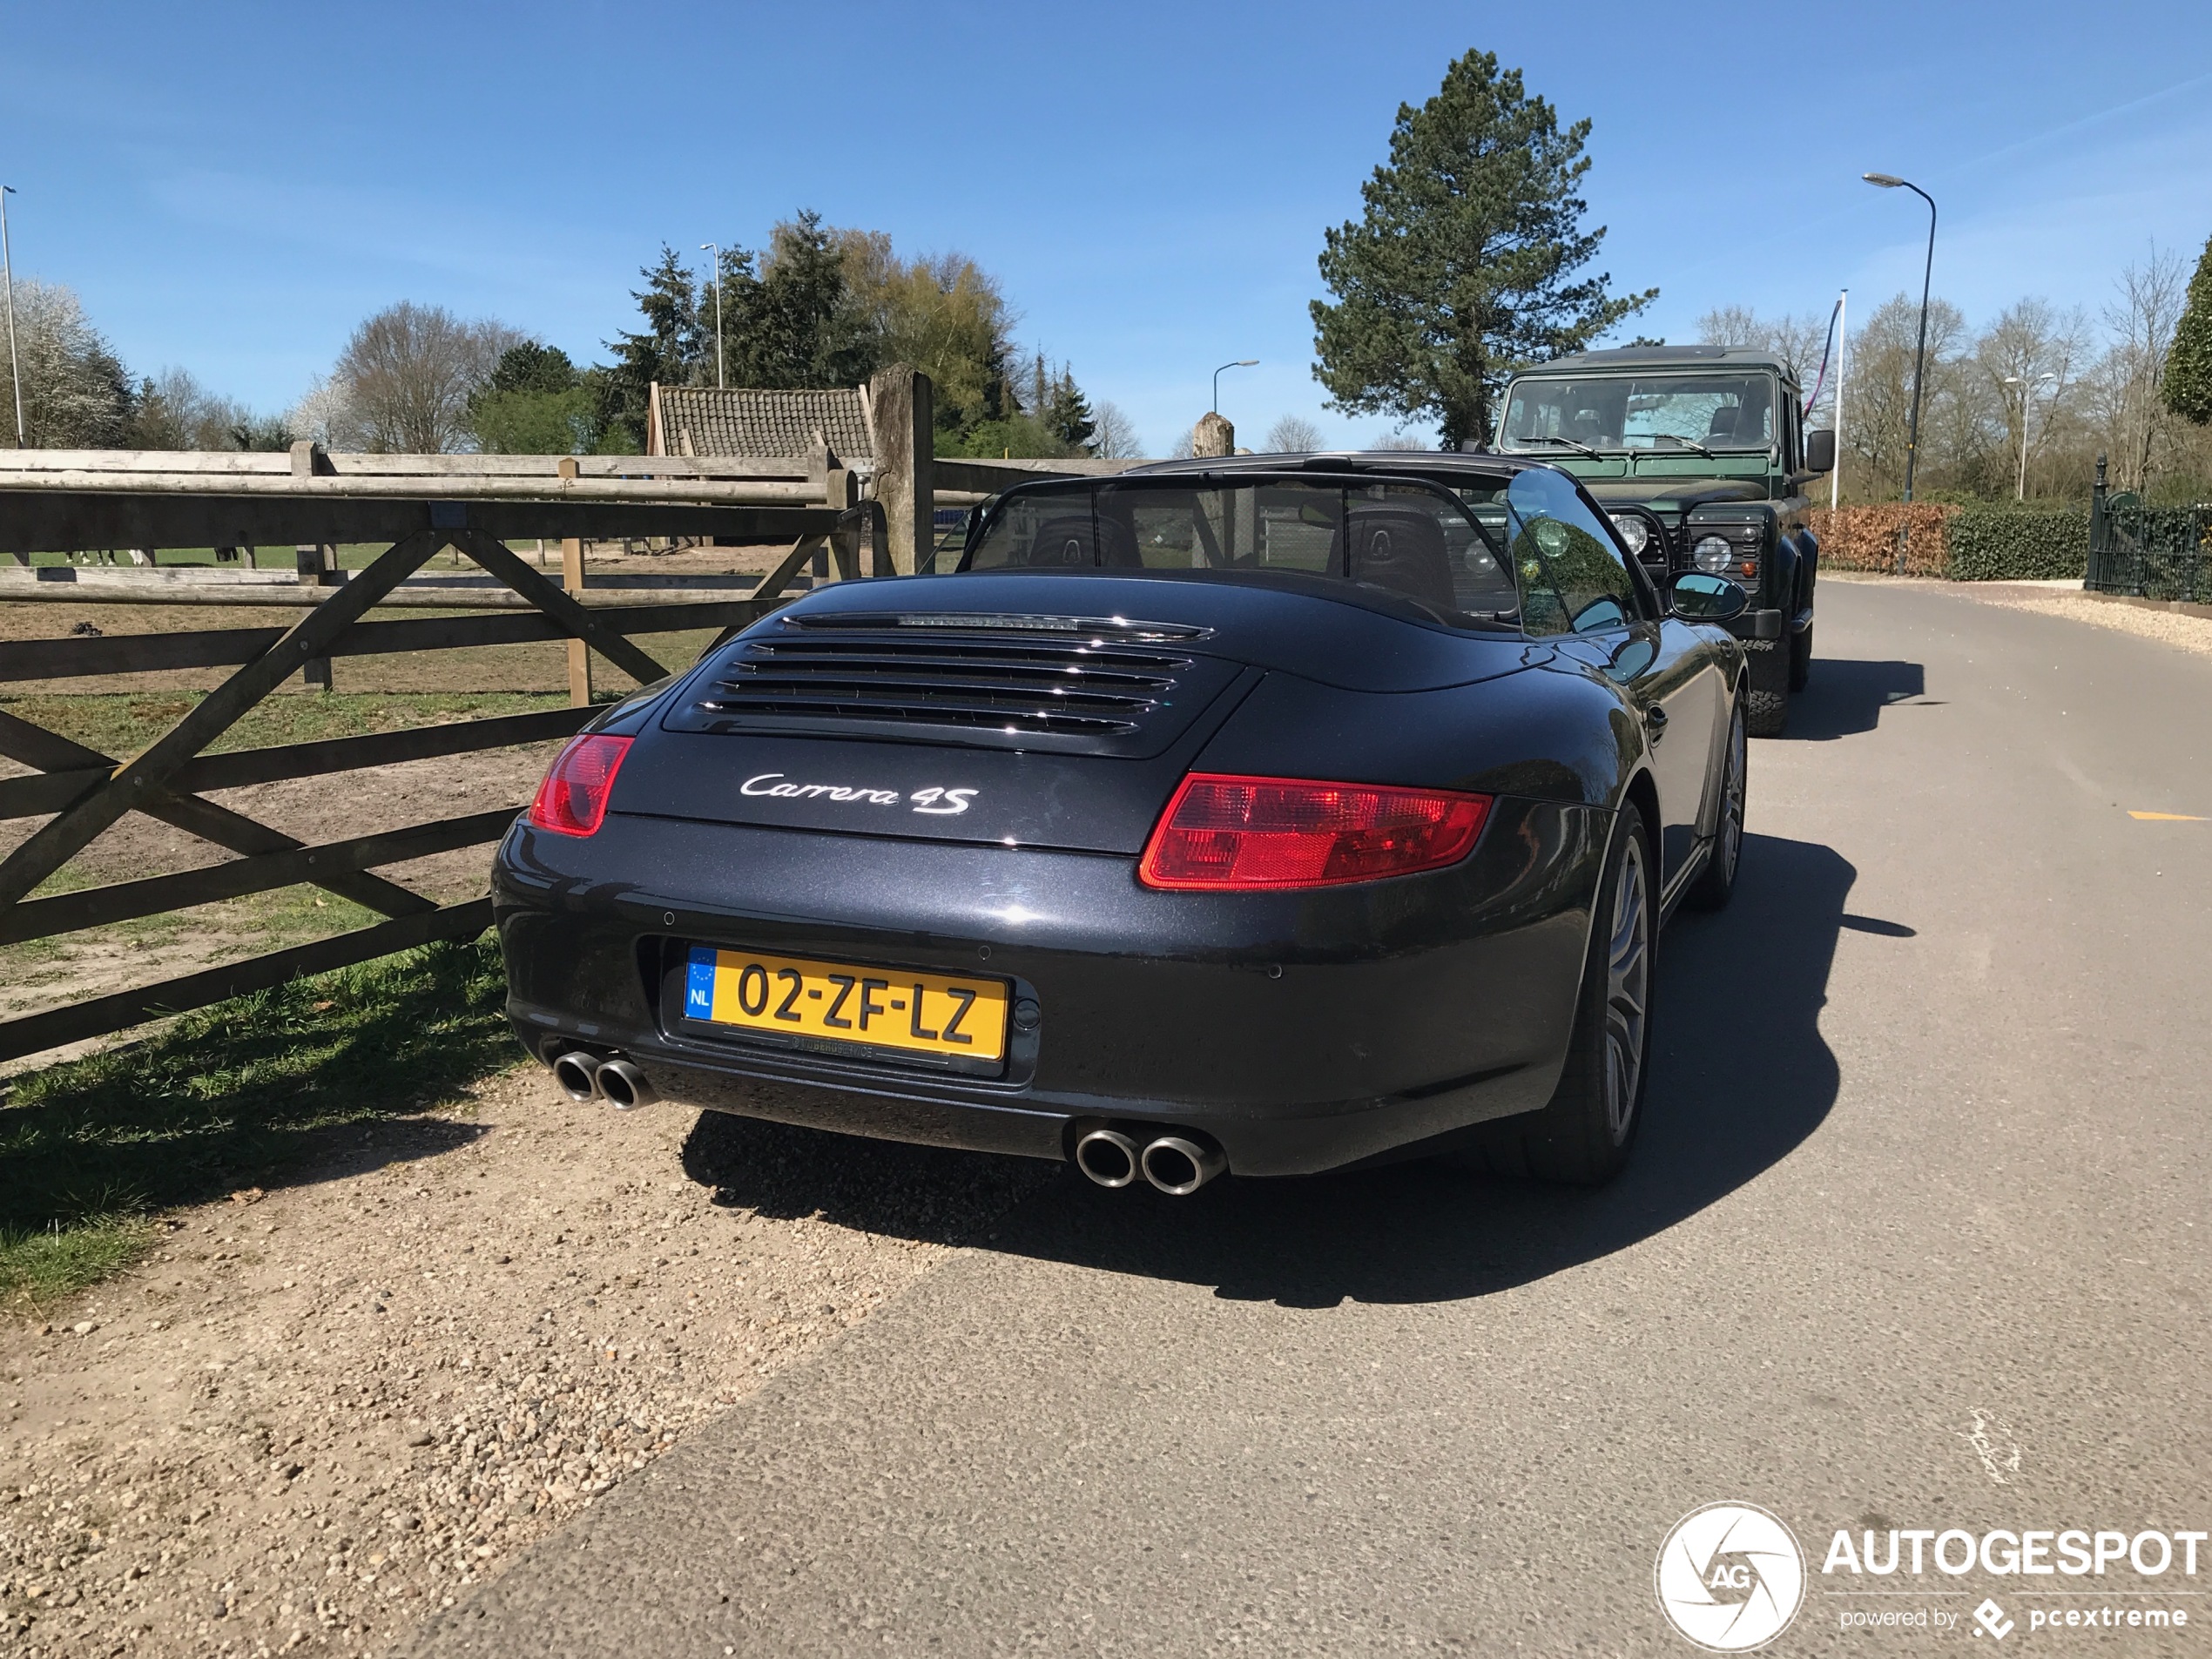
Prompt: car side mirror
<box><xmin>1671</xmin><ymin>572</ymin><xmax>1749</xmax><ymax>624</ymax></box>
<box><xmin>1804</xmin><ymin>428</ymin><xmax>1837</xmax><ymax>475</ymax></box>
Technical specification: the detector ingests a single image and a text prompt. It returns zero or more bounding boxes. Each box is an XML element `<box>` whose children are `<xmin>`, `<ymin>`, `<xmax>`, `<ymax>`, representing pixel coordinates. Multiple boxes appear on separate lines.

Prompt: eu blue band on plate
<box><xmin>685</xmin><ymin>946</ymin><xmax>716</xmax><ymax>1019</ymax></box>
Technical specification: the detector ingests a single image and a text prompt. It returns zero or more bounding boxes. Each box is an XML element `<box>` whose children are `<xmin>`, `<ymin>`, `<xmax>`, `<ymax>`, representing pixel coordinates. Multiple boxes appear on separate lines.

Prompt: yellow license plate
<box><xmin>683</xmin><ymin>946</ymin><xmax>1009</xmax><ymax>1062</ymax></box>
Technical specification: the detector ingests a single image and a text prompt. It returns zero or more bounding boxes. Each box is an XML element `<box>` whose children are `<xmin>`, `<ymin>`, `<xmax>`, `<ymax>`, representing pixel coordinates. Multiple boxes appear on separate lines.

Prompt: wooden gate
<box><xmin>0</xmin><ymin>466</ymin><xmax>886</xmax><ymax>1064</ymax></box>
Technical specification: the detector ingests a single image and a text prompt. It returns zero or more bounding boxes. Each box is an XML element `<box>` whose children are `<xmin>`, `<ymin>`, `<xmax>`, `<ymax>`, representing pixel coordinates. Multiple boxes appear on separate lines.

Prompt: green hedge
<box><xmin>1945</xmin><ymin>509</ymin><xmax>2089</xmax><ymax>582</ymax></box>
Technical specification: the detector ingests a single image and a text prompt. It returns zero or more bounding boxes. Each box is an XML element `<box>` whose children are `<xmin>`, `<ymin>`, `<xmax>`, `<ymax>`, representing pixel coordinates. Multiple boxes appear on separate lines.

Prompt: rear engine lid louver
<box><xmin>662</xmin><ymin>611</ymin><xmax>1244</xmax><ymax>759</ymax></box>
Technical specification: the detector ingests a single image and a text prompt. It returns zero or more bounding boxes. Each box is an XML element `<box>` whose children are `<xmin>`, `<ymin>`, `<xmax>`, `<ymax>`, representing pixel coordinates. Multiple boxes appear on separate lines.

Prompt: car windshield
<box><xmin>1500</xmin><ymin>373</ymin><xmax>1778</xmax><ymax>454</ymax></box>
<box><xmin>956</xmin><ymin>475</ymin><xmax>1523</xmax><ymax>628</ymax></box>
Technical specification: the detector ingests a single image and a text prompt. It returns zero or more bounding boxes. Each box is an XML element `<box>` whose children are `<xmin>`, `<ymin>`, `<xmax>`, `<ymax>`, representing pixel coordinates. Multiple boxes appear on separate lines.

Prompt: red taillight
<box><xmin>528</xmin><ymin>734</ymin><xmax>633</xmax><ymax>837</ymax></box>
<box><xmin>1137</xmin><ymin>773</ymin><xmax>1491</xmax><ymax>891</ymax></box>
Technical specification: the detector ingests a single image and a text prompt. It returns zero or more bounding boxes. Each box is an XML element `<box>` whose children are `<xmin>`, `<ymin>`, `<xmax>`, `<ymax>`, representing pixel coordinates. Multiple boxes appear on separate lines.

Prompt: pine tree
<box><xmin>1310</xmin><ymin>50</ymin><xmax>1655</xmax><ymax>448</ymax></box>
<box><xmin>1046</xmin><ymin>366</ymin><xmax>1096</xmax><ymax>451</ymax></box>
<box><xmin>604</xmin><ymin>246</ymin><xmax>705</xmax><ymax>446</ymax></box>
<box><xmin>2164</xmin><ymin>233</ymin><xmax>2212</xmax><ymax>426</ymax></box>
<box><xmin>732</xmin><ymin>211</ymin><xmax>880</xmax><ymax>388</ymax></box>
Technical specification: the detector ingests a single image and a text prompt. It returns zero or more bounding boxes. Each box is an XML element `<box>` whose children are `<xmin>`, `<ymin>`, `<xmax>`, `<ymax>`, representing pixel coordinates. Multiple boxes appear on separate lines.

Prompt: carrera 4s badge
<box><xmin>740</xmin><ymin>773</ymin><xmax>977</xmax><ymax>815</ymax></box>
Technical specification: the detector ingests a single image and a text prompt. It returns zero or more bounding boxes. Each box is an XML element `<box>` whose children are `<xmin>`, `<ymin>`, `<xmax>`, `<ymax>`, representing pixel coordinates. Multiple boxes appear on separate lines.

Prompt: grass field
<box><xmin>3</xmin><ymin>687</ymin><xmax>581</xmax><ymax>763</ymax></box>
<box><xmin>0</xmin><ymin>937</ymin><xmax>517</xmax><ymax>1310</ymax></box>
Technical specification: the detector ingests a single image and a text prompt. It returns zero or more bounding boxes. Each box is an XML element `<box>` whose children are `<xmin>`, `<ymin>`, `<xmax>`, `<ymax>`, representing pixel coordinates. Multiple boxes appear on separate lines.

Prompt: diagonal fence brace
<box><xmin>453</xmin><ymin>529</ymin><xmax>671</xmax><ymax>687</ymax></box>
<box><xmin>0</xmin><ymin>529</ymin><xmax>445</xmax><ymax>910</ymax></box>
<box><xmin>0</xmin><ymin>709</ymin><xmax>435</xmax><ymax>921</ymax></box>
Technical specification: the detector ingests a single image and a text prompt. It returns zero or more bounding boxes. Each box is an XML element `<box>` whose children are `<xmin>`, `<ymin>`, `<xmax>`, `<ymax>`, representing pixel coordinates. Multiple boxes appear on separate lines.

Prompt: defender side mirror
<box><xmin>1804</xmin><ymin>428</ymin><xmax>1837</xmax><ymax>475</ymax></box>
<box><xmin>1671</xmin><ymin>572</ymin><xmax>1749</xmax><ymax>624</ymax></box>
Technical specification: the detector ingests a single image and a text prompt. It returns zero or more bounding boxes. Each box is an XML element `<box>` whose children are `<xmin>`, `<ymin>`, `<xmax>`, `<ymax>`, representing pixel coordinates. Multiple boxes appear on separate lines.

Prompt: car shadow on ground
<box><xmin>681</xmin><ymin>830</ymin><xmax>1860</xmax><ymax>1307</ymax></box>
<box><xmin>1783</xmin><ymin>658</ymin><xmax>1927</xmax><ymax>741</ymax></box>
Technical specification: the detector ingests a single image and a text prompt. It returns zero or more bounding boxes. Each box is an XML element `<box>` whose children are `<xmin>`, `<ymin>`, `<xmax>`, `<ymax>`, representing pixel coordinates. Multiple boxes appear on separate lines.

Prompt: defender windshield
<box><xmin>958</xmin><ymin>475</ymin><xmax>1521</xmax><ymax>628</ymax></box>
<box><xmin>1500</xmin><ymin>374</ymin><xmax>1778</xmax><ymax>454</ymax></box>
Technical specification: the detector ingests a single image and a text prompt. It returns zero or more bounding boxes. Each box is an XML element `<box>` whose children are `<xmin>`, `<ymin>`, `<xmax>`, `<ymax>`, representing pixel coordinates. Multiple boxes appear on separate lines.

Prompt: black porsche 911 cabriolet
<box><xmin>492</xmin><ymin>455</ymin><xmax>1749</xmax><ymax>1191</ymax></box>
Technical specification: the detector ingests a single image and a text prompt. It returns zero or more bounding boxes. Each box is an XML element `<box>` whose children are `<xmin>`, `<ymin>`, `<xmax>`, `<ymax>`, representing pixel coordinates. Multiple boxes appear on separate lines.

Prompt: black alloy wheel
<box><xmin>1685</xmin><ymin>697</ymin><xmax>1746</xmax><ymax>912</ymax></box>
<box><xmin>1467</xmin><ymin>803</ymin><xmax>1655</xmax><ymax>1185</ymax></box>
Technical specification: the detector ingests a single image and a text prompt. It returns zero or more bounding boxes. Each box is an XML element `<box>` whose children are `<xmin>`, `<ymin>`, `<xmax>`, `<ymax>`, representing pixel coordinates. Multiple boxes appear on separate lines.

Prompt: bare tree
<box><xmin>1264</xmin><ymin>414</ymin><xmax>1325</xmax><ymax>453</ymax></box>
<box><xmin>1696</xmin><ymin>305</ymin><xmax>1840</xmax><ymax>425</ymax></box>
<box><xmin>331</xmin><ymin>302</ymin><xmax>524</xmax><ymax>452</ymax></box>
<box><xmin>0</xmin><ymin>279</ymin><xmax>132</xmax><ymax>447</ymax></box>
<box><xmin>129</xmin><ymin>366</ymin><xmax>246</xmax><ymax>449</ymax></box>
<box><xmin>1842</xmin><ymin>293</ymin><xmax>1969</xmax><ymax>497</ymax></box>
<box><xmin>2087</xmin><ymin>246</ymin><xmax>2188</xmax><ymax>491</ymax></box>
<box><xmin>1974</xmin><ymin>300</ymin><xmax>2090</xmax><ymax>500</ymax></box>
<box><xmin>1089</xmin><ymin>400</ymin><xmax>1145</xmax><ymax>459</ymax></box>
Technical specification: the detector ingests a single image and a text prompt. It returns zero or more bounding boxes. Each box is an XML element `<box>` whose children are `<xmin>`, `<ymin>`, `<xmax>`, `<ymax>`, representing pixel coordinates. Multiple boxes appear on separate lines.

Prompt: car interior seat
<box><xmin>1024</xmin><ymin>516</ymin><xmax>1139</xmax><ymax>568</ymax></box>
<box><xmin>1342</xmin><ymin>507</ymin><xmax>1457</xmax><ymax>613</ymax></box>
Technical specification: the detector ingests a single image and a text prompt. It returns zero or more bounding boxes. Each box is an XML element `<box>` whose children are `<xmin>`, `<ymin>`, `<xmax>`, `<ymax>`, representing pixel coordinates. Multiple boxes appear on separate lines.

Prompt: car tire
<box><xmin>1684</xmin><ymin>697</ymin><xmax>1745</xmax><ymax>912</ymax></box>
<box><xmin>1468</xmin><ymin>803</ymin><xmax>1655</xmax><ymax>1186</ymax></box>
<box><xmin>1744</xmin><ymin>640</ymin><xmax>1789</xmax><ymax>737</ymax></box>
<box><xmin>1788</xmin><ymin>622</ymin><xmax>1813</xmax><ymax>691</ymax></box>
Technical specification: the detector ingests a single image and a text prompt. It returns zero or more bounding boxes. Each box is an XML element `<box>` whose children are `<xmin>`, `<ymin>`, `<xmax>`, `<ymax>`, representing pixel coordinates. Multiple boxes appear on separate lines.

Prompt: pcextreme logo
<box><xmin>1656</xmin><ymin>1503</ymin><xmax>1808</xmax><ymax>1652</ymax></box>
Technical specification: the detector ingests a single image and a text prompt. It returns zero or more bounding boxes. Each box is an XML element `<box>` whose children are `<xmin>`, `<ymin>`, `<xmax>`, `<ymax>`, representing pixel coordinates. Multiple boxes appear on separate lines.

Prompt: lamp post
<box><xmin>1862</xmin><ymin>173</ymin><xmax>1937</xmax><ymax>502</ymax></box>
<box><xmin>2004</xmin><ymin>372</ymin><xmax>2058</xmax><ymax>501</ymax></box>
<box><xmin>698</xmin><ymin>243</ymin><xmax>724</xmax><ymax>389</ymax></box>
<box><xmin>2</xmin><ymin>185</ymin><xmax>22</xmax><ymax>447</ymax></box>
<box><xmin>1212</xmin><ymin>359</ymin><xmax>1257</xmax><ymax>415</ymax></box>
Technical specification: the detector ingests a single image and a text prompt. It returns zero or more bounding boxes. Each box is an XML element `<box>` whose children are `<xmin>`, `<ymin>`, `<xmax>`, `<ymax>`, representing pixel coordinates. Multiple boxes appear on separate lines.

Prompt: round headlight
<box><xmin>1692</xmin><ymin>535</ymin><xmax>1735</xmax><ymax>574</ymax></box>
<box><xmin>1608</xmin><ymin>514</ymin><xmax>1650</xmax><ymax>556</ymax></box>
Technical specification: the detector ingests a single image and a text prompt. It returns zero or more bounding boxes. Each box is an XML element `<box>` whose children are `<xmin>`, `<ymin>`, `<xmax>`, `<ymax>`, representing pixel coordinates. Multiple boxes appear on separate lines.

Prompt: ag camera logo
<box><xmin>1656</xmin><ymin>1502</ymin><xmax>1807</xmax><ymax>1651</ymax></box>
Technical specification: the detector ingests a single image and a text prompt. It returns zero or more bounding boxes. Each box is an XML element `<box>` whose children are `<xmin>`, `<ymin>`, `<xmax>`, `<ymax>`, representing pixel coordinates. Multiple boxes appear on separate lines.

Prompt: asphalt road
<box><xmin>403</xmin><ymin>579</ymin><xmax>2210</xmax><ymax>1657</ymax></box>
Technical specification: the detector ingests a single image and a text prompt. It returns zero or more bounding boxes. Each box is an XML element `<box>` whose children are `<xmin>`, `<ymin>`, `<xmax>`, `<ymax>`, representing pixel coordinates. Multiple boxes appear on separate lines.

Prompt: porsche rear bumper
<box><xmin>490</xmin><ymin>798</ymin><xmax>1608</xmax><ymax>1177</ymax></box>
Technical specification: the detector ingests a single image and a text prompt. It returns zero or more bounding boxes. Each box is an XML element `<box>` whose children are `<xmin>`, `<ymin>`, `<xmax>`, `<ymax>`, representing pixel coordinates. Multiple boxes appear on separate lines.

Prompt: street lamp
<box><xmin>1212</xmin><ymin>359</ymin><xmax>1258</xmax><ymax>415</ymax></box>
<box><xmin>2</xmin><ymin>185</ymin><xmax>22</xmax><ymax>447</ymax></box>
<box><xmin>2004</xmin><ymin>372</ymin><xmax>2058</xmax><ymax>502</ymax></box>
<box><xmin>1862</xmin><ymin>173</ymin><xmax>1937</xmax><ymax>502</ymax></box>
<box><xmin>699</xmin><ymin>243</ymin><xmax>724</xmax><ymax>389</ymax></box>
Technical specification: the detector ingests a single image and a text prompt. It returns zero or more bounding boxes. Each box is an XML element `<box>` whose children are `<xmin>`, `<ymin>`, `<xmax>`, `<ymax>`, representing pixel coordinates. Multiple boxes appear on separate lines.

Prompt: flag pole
<box><xmin>1831</xmin><ymin>288</ymin><xmax>1848</xmax><ymax>513</ymax></box>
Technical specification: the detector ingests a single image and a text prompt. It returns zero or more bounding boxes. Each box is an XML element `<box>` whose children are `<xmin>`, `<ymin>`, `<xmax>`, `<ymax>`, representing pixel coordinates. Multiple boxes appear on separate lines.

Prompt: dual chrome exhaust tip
<box><xmin>548</xmin><ymin>1049</ymin><xmax>657</xmax><ymax>1111</ymax></box>
<box><xmin>1073</xmin><ymin>1127</ymin><xmax>1226</xmax><ymax>1196</ymax></box>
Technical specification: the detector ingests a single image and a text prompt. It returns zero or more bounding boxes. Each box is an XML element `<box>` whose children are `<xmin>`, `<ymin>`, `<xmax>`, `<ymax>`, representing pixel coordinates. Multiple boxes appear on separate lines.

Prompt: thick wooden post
<box><xmin>560</xmin><ymin>457</ymin><xmax>591</xmax><ymax>706</ymax></box>
<box><xmin>294</xmin><ymin>543</ymin><xmax>334</xmax><ymax>689</ymax></box>
<box><xmin>867</xmin><ymin>366</ymin><xmax>934</xmax><ymax>575</ymax></box>
<box><xmin>824</xmin><ymin>467</ymin><xmax>860</xmax><ymax>580</ymax></box>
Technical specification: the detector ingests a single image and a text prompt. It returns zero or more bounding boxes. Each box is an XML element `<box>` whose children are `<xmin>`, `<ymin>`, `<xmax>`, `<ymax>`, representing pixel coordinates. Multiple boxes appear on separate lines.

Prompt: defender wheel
<box><xmin>1744</xmin><ymin>639</ymin><xmax>1789</xmax><ymax>737</ymax></box>
<box><xmin>1469</xmin><ymin>804</ymin><xmax>1655</xmax><ymax>1186</ymax></box>
<box><xmin>1684</xmin><ymin>698</ymin><xmax>1745</xmax><ymax>912</ymax></box>
<box><xmin>1788</xmin><ymin>622</ymin><xmax>1813</xmax><ymax>692</ymax></box>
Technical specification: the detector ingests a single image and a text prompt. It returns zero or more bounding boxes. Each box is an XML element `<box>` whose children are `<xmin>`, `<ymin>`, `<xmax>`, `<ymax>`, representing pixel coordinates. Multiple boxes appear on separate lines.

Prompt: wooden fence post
<box><xmin>293</xmin><ymin>543</ymin><xmax>334</xmax><ymax>689</ymax></box>
<box><xmin>559</xmin><ymin>457</ymin><xmax>590</xmax><ymax>706</ymax></box>
<box><xmin>824</xmin><ymin>466</ymin><xmax>858</xmax><ymax>580</ymax></box>
<box><xmin>867</xmin><ymin>366</ymin><xmax>934</xmax><ymax>575</ymax></box>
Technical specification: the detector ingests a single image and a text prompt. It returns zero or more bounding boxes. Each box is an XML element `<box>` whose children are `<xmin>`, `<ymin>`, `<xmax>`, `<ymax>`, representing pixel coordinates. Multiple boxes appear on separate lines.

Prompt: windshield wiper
<box><xmin>1516</xmin><ymin>434</ymin><xmax>1604</xmax><ymax>460</ymax></box>
<box><xmin>1646</xmin><ymin>433</ymin><xmax>1715</xmax><ymax>458</ymax></box>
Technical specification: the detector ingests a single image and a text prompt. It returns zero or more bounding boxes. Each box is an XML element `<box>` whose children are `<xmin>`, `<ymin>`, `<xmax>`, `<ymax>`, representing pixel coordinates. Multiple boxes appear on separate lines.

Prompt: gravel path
<box><xmin>1831</xmin><ymin>571</ymin><xmax>2212</xmax><ymax>656</ymax></box>
<box><xmin>1</xmin><ymin>1066</ymin><xmax>1049</xmax><ymax>1656</ymax></box>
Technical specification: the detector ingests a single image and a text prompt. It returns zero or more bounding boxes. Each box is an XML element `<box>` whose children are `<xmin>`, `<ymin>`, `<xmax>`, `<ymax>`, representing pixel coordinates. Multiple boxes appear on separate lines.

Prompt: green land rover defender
<box><xmin>1495</xmin><ymin>346</ymin><xmax>1836</xmax><ymax>735</ymax></box>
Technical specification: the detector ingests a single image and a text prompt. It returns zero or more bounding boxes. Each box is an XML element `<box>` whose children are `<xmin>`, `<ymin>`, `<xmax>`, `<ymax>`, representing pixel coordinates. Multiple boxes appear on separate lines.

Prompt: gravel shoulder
<box><xmin>1</xmin><ymin>1067</ymin><xmax>1049</xmax><ymax>1657</ymax></box>
<box><xmin>1829</xmin><ymin>571</ymin><xmax>2212</xmax><ymax>656</ymax></box>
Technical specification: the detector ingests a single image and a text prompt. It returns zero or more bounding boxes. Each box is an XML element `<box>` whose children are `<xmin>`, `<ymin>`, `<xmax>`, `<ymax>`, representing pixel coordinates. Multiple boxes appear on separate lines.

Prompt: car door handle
<box><xmin>1643</xmin><ymin>705</ymin><xmax>1669</xmax><ymax>743</ymax></box>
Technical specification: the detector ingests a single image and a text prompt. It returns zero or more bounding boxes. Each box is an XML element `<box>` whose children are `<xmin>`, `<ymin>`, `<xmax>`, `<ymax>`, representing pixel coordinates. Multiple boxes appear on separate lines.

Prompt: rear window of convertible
<box><xmin>957</xmin><ymin>475</ymin><xmax>1522</xmax><ymax>631</ymax></box>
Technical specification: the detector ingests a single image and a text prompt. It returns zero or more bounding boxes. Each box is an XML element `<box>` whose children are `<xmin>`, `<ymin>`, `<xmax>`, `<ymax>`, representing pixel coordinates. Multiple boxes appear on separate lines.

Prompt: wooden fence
<box><xmin>0</xmin><ymin>461</ymin><xmax>888</xmax><ymax>1064</ymax></box>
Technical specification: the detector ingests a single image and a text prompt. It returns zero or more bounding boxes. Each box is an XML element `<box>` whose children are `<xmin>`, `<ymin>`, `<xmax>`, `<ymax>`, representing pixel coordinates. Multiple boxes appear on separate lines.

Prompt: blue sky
<box><xmin>6</xmin><ymin>1</ymin><xmax>2209</xmax><ymax>452</ymax></box>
